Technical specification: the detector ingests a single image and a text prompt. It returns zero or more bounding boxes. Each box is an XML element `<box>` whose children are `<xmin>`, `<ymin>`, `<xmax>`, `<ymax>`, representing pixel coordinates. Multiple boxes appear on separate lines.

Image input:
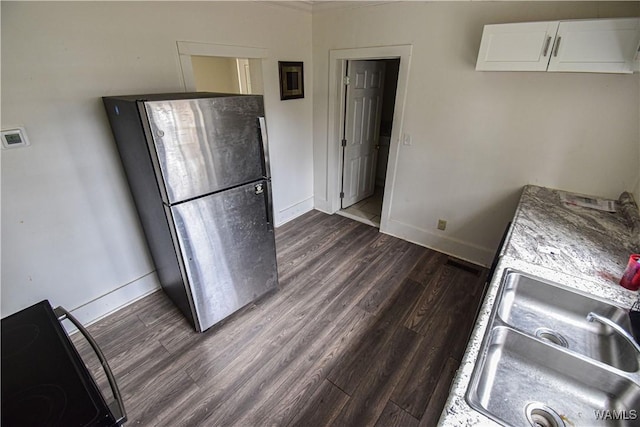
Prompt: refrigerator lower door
<box><xmin>170</xmin><ymin>180</ymin><xmax>278</xmax><ymax>331</ymax></box>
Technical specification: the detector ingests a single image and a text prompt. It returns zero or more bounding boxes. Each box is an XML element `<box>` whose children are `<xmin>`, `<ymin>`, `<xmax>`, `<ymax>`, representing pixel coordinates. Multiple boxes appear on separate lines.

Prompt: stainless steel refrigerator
<box><xmin>103</xmin><ymin>93</ymin><xmax>278</xmax><ymax>332</ymax></box>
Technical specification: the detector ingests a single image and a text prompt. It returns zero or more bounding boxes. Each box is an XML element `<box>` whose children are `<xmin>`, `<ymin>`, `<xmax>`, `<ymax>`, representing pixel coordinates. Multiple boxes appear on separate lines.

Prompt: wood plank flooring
<box><xmin>73</xmin><ymin>210</ymin><xmax>487</xmax><ymax>426</ymax></box>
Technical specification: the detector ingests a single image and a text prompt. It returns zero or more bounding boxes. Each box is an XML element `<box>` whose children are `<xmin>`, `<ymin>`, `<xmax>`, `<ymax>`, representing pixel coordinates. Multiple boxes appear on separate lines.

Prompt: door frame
<box><xmin>327</xmin><ymin>45</ymin><xmax>412</xmax><ymax>233</ymax></box>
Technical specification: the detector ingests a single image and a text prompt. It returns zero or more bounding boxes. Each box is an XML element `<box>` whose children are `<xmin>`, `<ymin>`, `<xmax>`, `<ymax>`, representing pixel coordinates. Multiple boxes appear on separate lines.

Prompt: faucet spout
<box><xmin>586</xmin><ymin>312</ymin><xmax>640</xmax><ymax>354</ymax></box>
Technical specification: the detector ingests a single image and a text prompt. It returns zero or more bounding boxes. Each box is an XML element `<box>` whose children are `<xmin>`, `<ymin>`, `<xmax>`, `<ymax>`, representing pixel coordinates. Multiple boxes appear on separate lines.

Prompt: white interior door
<box><xmin>341</xmin><ymin>60</ymin><xmax>385</xmax><ymax>209</ymax></box>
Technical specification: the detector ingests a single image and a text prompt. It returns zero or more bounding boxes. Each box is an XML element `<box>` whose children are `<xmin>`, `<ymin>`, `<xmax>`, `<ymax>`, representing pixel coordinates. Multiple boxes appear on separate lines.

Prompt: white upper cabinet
<box><xmin>549</xmin><ymin>19</ymin><xmax>640</xmax><ymax>74</ymax></box>
<box><xmin>476</xmin><ymin>21</ymin><xmax>559</xmax><ymax>71</ymax></box>
<box><xmin>476</xmin><ymin>18</ymin><xmax>640</xmax><ymax>74</ymax></box>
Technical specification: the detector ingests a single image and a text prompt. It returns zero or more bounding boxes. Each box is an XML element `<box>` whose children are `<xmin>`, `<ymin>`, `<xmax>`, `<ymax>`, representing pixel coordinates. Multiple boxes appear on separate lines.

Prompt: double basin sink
<box><xmin>466</xmin><ymin>270</ymin><xmax>640</xmax><ymax>427</ymax></box>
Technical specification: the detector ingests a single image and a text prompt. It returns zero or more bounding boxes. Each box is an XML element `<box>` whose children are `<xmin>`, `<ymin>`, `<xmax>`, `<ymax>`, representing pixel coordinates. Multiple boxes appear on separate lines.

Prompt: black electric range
<box><xmin>1</xmin><ymin>300</ymin><xmax>126</xmax><ymax>427</ymax></box>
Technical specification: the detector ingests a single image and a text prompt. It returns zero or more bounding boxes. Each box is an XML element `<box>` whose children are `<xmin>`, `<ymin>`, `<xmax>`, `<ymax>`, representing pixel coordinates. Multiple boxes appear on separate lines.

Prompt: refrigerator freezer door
<box><xmin>144</xmin><ymin>96</ymin><xmax>266</xmax><ymax>204</ymax></box>
<box><xmin>169</xmin><ymin>180</ymin><xmax>278</xmax><ymax>331</ymax></box>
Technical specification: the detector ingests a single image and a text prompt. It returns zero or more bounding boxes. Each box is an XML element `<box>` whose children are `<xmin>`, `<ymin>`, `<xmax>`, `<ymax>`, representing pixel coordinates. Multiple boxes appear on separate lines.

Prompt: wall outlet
<box><xmin>437</xmin><ymin>219</ymin><xmax>447</xmax><ymax>231</ymax></box>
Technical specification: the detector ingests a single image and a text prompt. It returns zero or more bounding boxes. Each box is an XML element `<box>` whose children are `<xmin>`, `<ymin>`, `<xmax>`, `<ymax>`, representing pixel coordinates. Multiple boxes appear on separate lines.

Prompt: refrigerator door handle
<box><xmin>258</xmin><ymin>117</ymin><xmax>272</xmax><ymax>179</ymax></box>
<box><xmin>264</xmin><ymin>180</ymin><xmax>274</xmax><ymax>229</ymax></box>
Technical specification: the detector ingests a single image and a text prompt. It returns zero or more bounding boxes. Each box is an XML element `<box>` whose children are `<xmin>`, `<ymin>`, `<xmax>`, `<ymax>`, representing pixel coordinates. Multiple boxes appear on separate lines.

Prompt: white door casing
<box><xmin>236</xmin><ymin>58</ymin><xmax>253</xmax><ymax>94</ymax></box>
<box><xmin>322</xmin><ymin>45</ymin><xmax>412</xmax><ymax>234</ymax></box>
<box><xmin>341</xmin><ymin>60</ymin><xmax>385</xmax><ymax>209</ymax></box>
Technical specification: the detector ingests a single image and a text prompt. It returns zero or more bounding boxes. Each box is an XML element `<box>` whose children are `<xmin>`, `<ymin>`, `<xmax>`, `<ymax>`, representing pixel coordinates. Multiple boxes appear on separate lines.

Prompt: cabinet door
<box><xmin>548</xmin><ymin>18</ymin><xmax>640</xmax><ymax>74</ymax></box>
<box><xmin>476</xmin><ymin>21</ymin><xmax>559</xmax><ymax>71</ymax></box>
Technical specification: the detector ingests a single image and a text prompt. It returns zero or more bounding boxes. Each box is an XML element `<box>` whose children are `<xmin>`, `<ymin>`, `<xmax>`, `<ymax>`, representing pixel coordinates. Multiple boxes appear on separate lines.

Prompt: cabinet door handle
<box><xmin>552</xmin><ymin>36</ymin><xmax>562</xmax><ymax>57</ymax></box>
<box><xmin>542</xmin><ymin>36</ymin><xmax>552</xmax><ymax>57</ymax></box>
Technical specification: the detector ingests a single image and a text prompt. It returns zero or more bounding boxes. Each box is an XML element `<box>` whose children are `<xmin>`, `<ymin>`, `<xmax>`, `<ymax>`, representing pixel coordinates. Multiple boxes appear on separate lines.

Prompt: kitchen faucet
<box><xmin>586</xmin><ymin>312</ymin><xmax>640</xmax><ymax>354</ymax></box>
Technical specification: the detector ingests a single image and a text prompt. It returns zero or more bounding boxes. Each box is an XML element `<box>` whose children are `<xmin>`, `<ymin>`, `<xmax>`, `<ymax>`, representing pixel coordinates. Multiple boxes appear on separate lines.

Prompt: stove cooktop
<box><xmin>2</xmin><ymin>300</ymin><xmax>118</xmax><ymax>427</ymax></box>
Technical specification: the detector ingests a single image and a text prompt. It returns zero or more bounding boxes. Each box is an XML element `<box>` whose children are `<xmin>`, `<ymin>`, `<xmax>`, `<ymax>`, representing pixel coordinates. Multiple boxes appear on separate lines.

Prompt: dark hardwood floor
<box><xmin>73</xmin><ymin>210</ymin><xmax>487</xmax><ymax>426</ymax></box>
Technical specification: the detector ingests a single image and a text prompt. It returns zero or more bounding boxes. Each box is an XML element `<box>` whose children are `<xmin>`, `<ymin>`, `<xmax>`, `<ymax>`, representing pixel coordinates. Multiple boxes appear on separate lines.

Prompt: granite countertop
<box><xmin>439</xmin><ymin>185</ymin><xmax>640</xmax><ymax>427</ymax></box>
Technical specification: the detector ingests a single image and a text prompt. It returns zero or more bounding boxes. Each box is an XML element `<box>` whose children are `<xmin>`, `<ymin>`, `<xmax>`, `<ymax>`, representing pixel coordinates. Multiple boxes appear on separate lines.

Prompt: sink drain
<box><xmin>535</xmin><ymin>328</ymin><xmax>569</xmax><ymax>348</ymax></box>
<box><xmin>525</xmin><ymin>402</ymin><xmax>565</xmax><ymax>427</ymax></box>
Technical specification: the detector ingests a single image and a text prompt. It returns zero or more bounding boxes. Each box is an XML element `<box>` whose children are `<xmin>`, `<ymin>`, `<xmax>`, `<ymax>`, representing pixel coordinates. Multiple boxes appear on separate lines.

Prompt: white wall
<box><xmin>313</xmin><ymin>1</ymin><xmax>640</xmax><ymax>265</ymax></box>
<box><xmin>1</xmin><ymin>1</ymin><xmax>313</xmax><ymax>320</ymax></box>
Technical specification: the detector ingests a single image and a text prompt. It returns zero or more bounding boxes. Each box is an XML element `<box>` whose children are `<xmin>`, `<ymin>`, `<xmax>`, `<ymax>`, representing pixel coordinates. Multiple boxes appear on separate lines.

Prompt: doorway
<box><xmin>338</xmin><ymin>58</ymin><xmax>400</xmax><ymax>228</ymax></box>
<box><xmin>324</xmin><ymin>45</ymin><xmax>411</xmax><ymax>234</ymax></box>
<box><xmin>190</xmin><ymin>56</ymin><xmax>263</xmax><ymax>94</ymax></box>
<box><xmin>176</xmin><ymin>41</ymin><xmax>267</xmax><ymax>93</ymax></box>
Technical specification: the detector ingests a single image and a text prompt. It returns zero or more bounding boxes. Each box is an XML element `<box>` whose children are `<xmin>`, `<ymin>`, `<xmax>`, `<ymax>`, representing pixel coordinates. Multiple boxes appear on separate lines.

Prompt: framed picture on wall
<box><xmin>278</xmin><ymin>61</ymin><xmax>304</xmax><ymax>100</ymax></box>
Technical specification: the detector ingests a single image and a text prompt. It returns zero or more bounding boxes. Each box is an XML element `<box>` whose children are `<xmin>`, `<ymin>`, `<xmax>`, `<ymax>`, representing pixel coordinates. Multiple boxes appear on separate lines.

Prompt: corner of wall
<box><xmin>63</xmin><ymin>273</ymin><xmax>161</xmax><ymax>334</ymax></box>
<box><xmin>312</xmin><ymin>197</ymin><xmax>332</xmax><ymax>215</ymax></box>
<box><xmin>275</xmin><ymin>196</ymin><xmax>314</xmax><ymax>227</ymax></box>
<box><xmin>384</xmin><ymin>218</ymin><xmax>495</xmax><ymax>267</ymax></box>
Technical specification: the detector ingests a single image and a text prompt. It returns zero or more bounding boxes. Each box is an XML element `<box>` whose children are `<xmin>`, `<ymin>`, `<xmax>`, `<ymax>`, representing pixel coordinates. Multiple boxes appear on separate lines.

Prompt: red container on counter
<box><xmin>620</xmin><ymin>254</ymin><xmax>640</xmax><ymax>291</ymax></box>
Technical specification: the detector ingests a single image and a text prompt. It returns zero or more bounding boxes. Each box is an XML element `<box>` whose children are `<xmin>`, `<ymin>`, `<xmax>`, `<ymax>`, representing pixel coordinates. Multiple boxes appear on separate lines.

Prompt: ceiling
<box><xmin>272</xmin><ymin>0</ymin><xmax>638</xmax><ymax>14</ymax></box>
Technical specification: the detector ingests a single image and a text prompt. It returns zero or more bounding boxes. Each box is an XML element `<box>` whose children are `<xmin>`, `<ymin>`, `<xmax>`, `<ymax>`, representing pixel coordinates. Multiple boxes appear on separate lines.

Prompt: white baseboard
<box><xmin>384</xmin><ymin>218</ymin><xmax>494</xmax><ymax>267</ymax></box>
<box><xmin>275</xmin><ymin>196</ymin><xmax>314</xmax><ymax>227</ymax></box>
<box><xmin>63</xmin><ymin>272</ymin><xmax>161</xmax><ymax>334</ymax></box>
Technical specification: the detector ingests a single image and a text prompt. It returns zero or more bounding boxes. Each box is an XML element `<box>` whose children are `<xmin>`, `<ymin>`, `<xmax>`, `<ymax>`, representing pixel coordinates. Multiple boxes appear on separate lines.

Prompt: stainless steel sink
<box><xmin>467</xmin><ymin>270</ymin><xmax>640</xmax><ymax>427</ymax></box>
<box><xmin>497</xmin><ymin>271</ymin><xmax>639</xmax><ymax>372</ymax></box>
<box><xmin>468</xmin><ymin>327</ymin><xmax>640</xmax><ymax>427</ymax></box>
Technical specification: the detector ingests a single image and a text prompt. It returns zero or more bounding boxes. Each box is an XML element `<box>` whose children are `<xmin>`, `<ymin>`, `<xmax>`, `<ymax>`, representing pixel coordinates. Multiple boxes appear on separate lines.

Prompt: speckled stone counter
<box><xmin>439</xmin><ymin>185</ymin><xmax>640</xmax><ymax>427</ymax></box>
